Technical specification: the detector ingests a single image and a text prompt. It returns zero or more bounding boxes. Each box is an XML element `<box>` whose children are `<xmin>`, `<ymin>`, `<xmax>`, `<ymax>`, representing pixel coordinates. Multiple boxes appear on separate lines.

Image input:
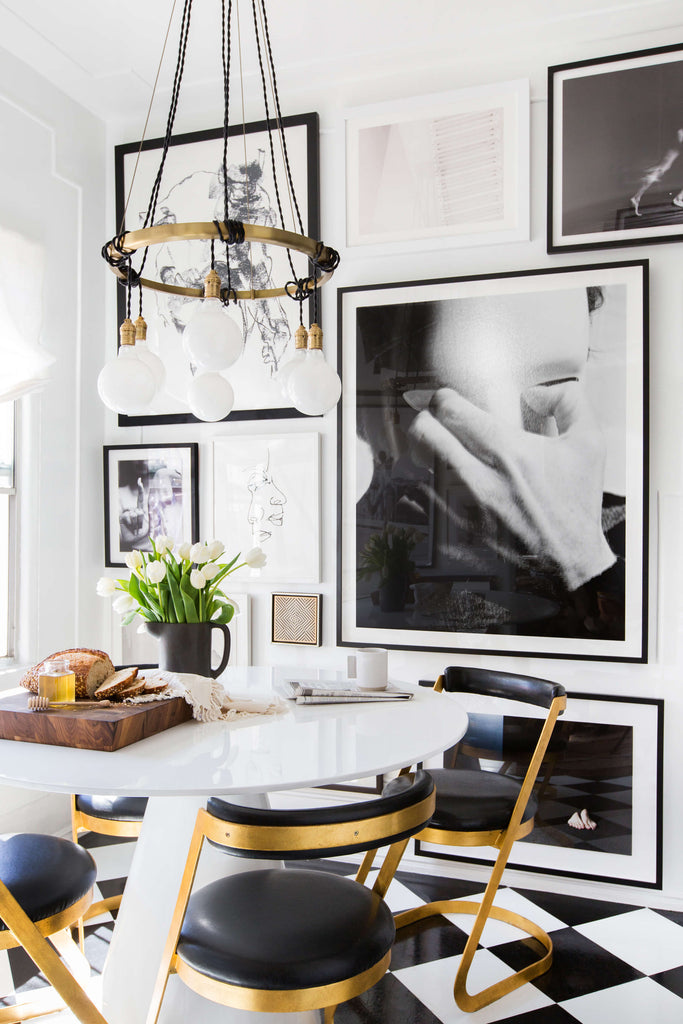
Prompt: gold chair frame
<box><xmin>395</xmin><ymin>673</ymin><xmax>567</xmax><ymax>1013</ymax></box>
<box><xmin>147</xmin><ymin>783</ymin><xmax>435</xmax><ymax>1023</ymax></box>
<box><xmin>71</xmin><ymin>795</ymin><xmax>144</xmax><ymax>949</ymax></box>
<box><xmin>0</xmin><ymin>878</ymin><xmax>107</xmax><ymax>1024</ymax></box>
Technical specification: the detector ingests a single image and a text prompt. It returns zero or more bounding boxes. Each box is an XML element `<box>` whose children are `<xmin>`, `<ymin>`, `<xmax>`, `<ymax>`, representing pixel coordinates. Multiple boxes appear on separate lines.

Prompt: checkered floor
<box><xmin>3</xmin><ymin>834</ymin><xmax>683</xmax><ymax>1024</ymax></box>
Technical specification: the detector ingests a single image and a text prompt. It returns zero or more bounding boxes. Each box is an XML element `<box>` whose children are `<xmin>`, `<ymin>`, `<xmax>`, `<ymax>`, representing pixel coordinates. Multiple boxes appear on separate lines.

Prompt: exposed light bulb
<box><xmin>187</xmin><ymin>372</ymin><xmax>235</xmax><ymax>422</ymax></box>
<box><xmin>184</xmin><ymin>270</ymin><xmax>243</xmax><ymax>371</ymax></box>
<box><xmin>277</xmin><ymin>323</ymin><xmax>309</xmax><ymax>399</ymax></box>
<box><xmin>133</xmin><ymin>316</ymin><xmax>166</xmax><ymax>391</ymax></box>
<box><xmin>97</xmin><ymin>318</ymin><xmax>157</xmax><ymax>415</ymax></box>
<box><xmin>289</xmin><ymin>349</ymin><xmax>341</xmax><ymax>416</ymax></box>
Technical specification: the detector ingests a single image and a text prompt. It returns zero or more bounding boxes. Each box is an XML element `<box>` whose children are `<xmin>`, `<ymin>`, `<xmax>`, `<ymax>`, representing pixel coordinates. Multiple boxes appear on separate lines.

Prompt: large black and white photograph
<box><xmin>114</xmin><ymin>114</ymin><xmax>319</xmax><ymax>425</ymax></box>
<box><xmin>417</xmin><ymin>692</ymin><xmax>662</xmax><ymax>888</ymax></box>
<box><xmin>549</xmin><ymin>43</ymin><xmax>683</xmax><ymax>252</ymax></box>
<box><xmin>338</xmin><ymin>262</ymin><xmax>648</xmax><ymax>661</ymax></box>
<box><xmin>345</xmin><ymin>80</ymin><xmax>529</xmax><ymax>250</ymax></box>
<box><xmin>103</xmin><ymin>444</ymin><xmax>198</xmax><ymax>567</ymax></box>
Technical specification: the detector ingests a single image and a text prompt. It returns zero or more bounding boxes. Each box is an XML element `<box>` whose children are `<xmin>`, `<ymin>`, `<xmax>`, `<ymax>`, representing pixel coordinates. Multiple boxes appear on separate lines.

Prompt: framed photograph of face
<box><xmin>113</xmin><ymin>113</ymin><xmax>319</xmax><ymax>426</ymax></box>
<box><xmin>103</xmin><ymin>443</ymin><xmax>199</xmax><ymax>568</ymax></box>
<box><xmin>213</xmin><ymin>432</ymin><xmax>320</xmax><ymax>584</ymax></box>
<box><xmin>337</xmin><ymin>260</ymin><xmax>648</xmax><ymax>662</ymax></box>
<box><xmin>345</xmin><ymin>80</ymin><xmax>529</xmax><ymax>250</ymax></box>
<box><xmin>548</xmin><ymin>42</ymin><xmax>683</xmax><ymax>252</ymax></box>
<box><xmin>416</xmin><ymin>690</ymin><xmax>663</xmax><ymax>888</ymax></box>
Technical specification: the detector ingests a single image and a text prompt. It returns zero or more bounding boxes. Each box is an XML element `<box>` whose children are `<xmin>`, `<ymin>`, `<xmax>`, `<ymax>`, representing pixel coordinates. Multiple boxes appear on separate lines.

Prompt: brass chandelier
<box><xmin>98</xmin><ymin>0</ymin><xmax>340</xmax><ymax>421</ymax></box>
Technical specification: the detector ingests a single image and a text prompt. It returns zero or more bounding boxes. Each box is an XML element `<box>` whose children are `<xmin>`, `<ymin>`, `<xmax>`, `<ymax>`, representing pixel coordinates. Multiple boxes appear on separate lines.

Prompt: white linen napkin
<box><xmin>127</xmin><ymin>670</ymin><xmax>286</xmax><ymax>722</ymax></box>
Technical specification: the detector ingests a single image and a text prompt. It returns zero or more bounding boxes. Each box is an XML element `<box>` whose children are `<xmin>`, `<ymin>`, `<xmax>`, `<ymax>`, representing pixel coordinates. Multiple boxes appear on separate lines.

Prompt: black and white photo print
<box><xmin>338</xmin><ymin>262</ymin><xmax>648</xmax><ymax>661</ymax></box>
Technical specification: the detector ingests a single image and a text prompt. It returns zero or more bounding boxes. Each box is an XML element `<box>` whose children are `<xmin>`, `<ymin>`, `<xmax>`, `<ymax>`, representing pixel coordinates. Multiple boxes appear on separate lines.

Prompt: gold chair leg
<box><xmin>0</xmin><ymin>882</ymin><xmax>108</xmax><ymax>1024</ymax></box>
<box><xmin>394</xmin><ymin>841</ymin><xmax>553</xmax><ymax>1013</ymax></box>
<box><xmin>323</xmin><ymin>1006</ymin><xmax>336</xmax><ymax>1022</ymax></box>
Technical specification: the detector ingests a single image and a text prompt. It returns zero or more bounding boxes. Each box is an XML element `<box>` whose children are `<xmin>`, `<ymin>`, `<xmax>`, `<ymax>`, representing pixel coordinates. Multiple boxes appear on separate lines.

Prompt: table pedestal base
<box><xmin>102</xmin><ymin>794</ymin><xmax>318</xmax><ymax>1024</ymax></box>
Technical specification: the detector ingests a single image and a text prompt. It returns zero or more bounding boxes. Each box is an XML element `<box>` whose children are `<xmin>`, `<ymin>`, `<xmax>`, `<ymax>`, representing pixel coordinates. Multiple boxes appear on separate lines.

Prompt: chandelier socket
<box><xmin>294</xmin><ymin>324</ymin><xmax>308</xmax><ymax>350</ymax></box>
<box><xmin>307</xmin><ymin>323</ymin><xmax>323</xmax><ymax>350</ymax></box>
<box><xmin>204</xmin><ymin>269</ymin><xmax>222</xmax><ymax>299</ymax></box>
<box><xmin>134</xmin><ymin>315</ymin><xmax>148</xmax><ymax>341</ymax></box>
<box><xmin>119</xmin><ymin>318</ymin><xmax>136</xmax><ymax>347</ymax></box>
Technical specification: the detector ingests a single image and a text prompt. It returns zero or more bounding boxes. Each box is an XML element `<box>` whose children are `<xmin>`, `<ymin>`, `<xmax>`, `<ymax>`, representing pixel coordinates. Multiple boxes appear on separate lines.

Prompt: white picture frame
<box><xmin>213</xmin><ymin>432</ymin><xmax>320</xmax><ymax>584</ymax></box>
<box><xmin>344</xmin><ymin>80</ymin><xmax>529</xmax><ymax>251</ymax></box>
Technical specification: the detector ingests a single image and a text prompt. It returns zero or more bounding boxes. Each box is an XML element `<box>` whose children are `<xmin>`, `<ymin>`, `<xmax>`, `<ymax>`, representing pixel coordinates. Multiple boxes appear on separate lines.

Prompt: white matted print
<box><xmin>213</xmin><ymin>433</ymin><xmax>320</xmax><ymax>583</ymax></box>
<box><xmin>345</xmin><ymin>81</ymin><xmax>529</xmax><ymax>249</ymax></box>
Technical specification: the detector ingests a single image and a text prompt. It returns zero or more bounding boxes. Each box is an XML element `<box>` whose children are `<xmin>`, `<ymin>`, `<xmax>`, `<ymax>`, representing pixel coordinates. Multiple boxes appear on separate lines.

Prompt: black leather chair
<box><xmin>0</xmin><ymin>832</ymin><xmax>108</xmax><ymax>1024</ymax></box>
<box><xmin>388</xmin><ymin>666</ymin><xmax>566</xmax><ymax>1013</ymax></box>
<box><xmin>71</xmin><ymin>794</ymin><xmax>147</xmax><ymax>948</ymax></box>
<box><xmin>145</xmin><ymin>771</ymin><xmax>436</xmax><ymax>1024</ymax></box>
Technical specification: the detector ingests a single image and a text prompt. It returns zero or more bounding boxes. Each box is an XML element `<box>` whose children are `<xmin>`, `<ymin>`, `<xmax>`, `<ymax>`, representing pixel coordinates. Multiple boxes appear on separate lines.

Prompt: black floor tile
<box><xmin>496</xmin><ymin>1006</ymin><xmax>583</xmax><ymax>1024</ymax></box>
<box><xmin>654</xmin><ymin>907</ymin><xmax>683</xmax><ymax>928</ymax></box>
<box><xmin>515</xmin><ymin>886</ymin><xmax>637</xmax><ymax>927</ymax></box>
<box><xmin>335</xmin><ymin>971</ymin><xmax>443</xmax><ymax>1024</ymax></box>
<box><xmin>79</xmin><ymin>833</ymin><xmax>136</xmax><ymax>850</ymax></box>
<box><xmin>650</xmin><ymin>964</ymin><xmax>683</xmax><ymax>999</ymax></box>
<box><xmin>394</xmin><ymin>865</ymin><xmax>484</xmax><ymax>903</ymax></box>
<box><xmin>389</xmin><ymin>915</ymin><xmax>470</xmax><ymax>971</ymax></box>
<box><xmin>493</xmin><ymin>926</ymin><xmax>644</xmax><ymax>1001</ymax></box>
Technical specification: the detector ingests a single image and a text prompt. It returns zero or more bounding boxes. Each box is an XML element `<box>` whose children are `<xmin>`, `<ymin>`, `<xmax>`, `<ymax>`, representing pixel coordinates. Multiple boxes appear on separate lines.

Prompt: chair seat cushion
<box><xmin>0</xmin><ymin>834</ymin><xmax>96</xmax><ymax>930</ymax></box>
<box><xmin>386</xmin><ymin>769</ymin><xmax>537</xmax><ymax>833</ymax></box>
<box><xmin>76</xmin><ymin>794</ymin><xmax>148</xmax><ymax>821</ymax></box>
<box><xmin>177</xmin><ymin>868</ymin><xmax>395</xmax><ymax>990</ymax></box>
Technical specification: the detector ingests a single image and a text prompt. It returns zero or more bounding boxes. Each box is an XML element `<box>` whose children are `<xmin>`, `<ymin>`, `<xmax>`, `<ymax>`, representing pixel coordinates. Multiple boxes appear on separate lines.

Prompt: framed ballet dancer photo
<box><xmin>113</xmin><ymin>113</ymin><xmax>319</xmax><ymax>426</ymax></box>
<box><xmin>337</xmin><ymin>260</ymin><xmax>649</xmax><ymax>662</ymax></box>
<box><xmin>548</xmin><ymin>42</ymin><xmax>683</xmax><ymax>252</ymax></box>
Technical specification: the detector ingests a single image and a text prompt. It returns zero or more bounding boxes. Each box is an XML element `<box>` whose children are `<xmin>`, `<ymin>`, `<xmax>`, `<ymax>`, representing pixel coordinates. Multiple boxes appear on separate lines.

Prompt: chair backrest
<box><xmin>441</xmin><ymin>666</ymin><xmax>565</xmax><ymax>710</ymax></box>
<box><xmin>203</xmin><ymin>770</ymin><xmax>435</xmax><ymax>860</ymax></box>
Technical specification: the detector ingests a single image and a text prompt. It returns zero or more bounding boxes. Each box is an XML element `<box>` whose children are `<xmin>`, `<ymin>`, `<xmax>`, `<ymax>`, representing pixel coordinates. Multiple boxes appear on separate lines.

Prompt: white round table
<box><xmin>0</xmin><ymin>669</ymin><xmax>468</xmax><ymax>1024</ymax></box>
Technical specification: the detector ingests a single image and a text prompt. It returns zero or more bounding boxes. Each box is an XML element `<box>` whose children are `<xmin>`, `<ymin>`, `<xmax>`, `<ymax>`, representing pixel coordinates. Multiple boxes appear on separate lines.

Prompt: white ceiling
<box><xmin>0</xmin><ymin>0</ymin><xmax>681</xmax><ymax>123</ymax></box>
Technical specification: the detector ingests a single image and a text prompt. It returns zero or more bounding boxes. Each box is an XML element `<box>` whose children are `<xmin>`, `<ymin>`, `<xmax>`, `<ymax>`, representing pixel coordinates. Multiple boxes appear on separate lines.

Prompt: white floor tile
<box><xmin>441</xmin><ymin>886</ymin><xmax>566</xmax><ymax>948</ymax></box>
<box><xmin>86</xmin><ymin>842</ymin><xmax>135</xmax><ymax>882</ymax></box>
<box><xmin>394</xmin><ymin>948</ymin><xmax>552</xmax><ymax>1024</ymax></box>
<box><xmin>366</xmin><ymin>870</ymin><xmax>428</xmax><ymax>914</ymax></box>
<box><xmin>576</xmin><ymin>908</ymin><xmax>683</xmax><ymax>975</ymax></box>
<box><xmin>0</xmin><ymin>948</ymin><xmax>15</xmax><ymax>999</ymax></box>
<box><xmin>561</xmin><ymin>977</ymin><xmax>683</xmax><ymax>1024</ymax></box>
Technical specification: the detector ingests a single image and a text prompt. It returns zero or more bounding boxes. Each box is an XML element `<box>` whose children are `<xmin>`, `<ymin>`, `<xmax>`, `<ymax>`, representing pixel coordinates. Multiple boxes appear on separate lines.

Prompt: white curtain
<box><xmin>0</xmin><ymin>225</ymin><xmax>53</xmax><ymax>402</ymax></box>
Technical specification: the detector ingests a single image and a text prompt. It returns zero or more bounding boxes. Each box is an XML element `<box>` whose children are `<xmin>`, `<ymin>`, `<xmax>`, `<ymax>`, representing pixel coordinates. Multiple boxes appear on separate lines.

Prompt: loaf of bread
<box><xmin>20</xmin><ymin>648</ymin><xmax>115</xmax><ymax>699</ymax></box>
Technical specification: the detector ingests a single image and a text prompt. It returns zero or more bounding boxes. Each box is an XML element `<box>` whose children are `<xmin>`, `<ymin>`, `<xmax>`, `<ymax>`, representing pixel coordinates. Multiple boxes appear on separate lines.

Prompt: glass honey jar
<box><xmin>38</xmin><ymin>657</ymin><xmax>76</xmax><ymax>704</ymax></box>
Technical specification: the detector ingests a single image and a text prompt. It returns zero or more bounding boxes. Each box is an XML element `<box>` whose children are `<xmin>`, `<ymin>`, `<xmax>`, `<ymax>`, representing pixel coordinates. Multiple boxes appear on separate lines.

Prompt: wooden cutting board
<box><xmin>0</xmin><ymin>690</ymin><xmax>194</xmax><ymax>751</ymax></box>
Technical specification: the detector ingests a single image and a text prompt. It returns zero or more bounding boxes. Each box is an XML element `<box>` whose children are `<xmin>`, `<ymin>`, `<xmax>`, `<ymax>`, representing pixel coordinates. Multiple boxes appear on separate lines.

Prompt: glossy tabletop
<box><xmin>0</xmin><ymin>668</ymin><xmax>468</xmax><ymax>797</ymax></box>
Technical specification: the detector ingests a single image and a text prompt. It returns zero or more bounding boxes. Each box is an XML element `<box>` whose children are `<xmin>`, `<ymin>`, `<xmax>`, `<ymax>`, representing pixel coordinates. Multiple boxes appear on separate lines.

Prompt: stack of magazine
<box><xmin>284</xmin><ymin>680</ymin><xmax>414</xmax><ymax>705</ymax></box>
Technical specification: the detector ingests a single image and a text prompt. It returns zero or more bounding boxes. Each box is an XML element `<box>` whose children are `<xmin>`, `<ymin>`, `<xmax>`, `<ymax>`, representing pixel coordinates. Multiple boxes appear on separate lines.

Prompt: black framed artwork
<box><xmin>103</xmin><ymin>443</ymin><xmax>199</xmax><ymax>567</ymax></box>
<box><xmin>113</xmin><ymin>113</ymin><xmax>320</xmax><ymax>426</ymax></box>
<box><xmin>548</xmin><ymin>42</ymin><xmax>683</xmax><ymax>252</ymax></box>
<box><xmin>338</xmin><ymin>260</ymin><xmax>649</xmax><ymax>662</ymax></box>
<box><xmin>416</xmin><ymin>688</ymin><xmax>663</xmax><ymax>889</ymax></box>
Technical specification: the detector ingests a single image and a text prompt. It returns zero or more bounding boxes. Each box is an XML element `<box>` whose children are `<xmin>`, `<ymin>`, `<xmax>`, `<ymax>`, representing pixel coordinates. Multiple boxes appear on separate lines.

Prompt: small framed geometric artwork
<box><xmin>271</xmin><ymin>593</ymin><xmax>321</xmax><ymax>646</ymax></box>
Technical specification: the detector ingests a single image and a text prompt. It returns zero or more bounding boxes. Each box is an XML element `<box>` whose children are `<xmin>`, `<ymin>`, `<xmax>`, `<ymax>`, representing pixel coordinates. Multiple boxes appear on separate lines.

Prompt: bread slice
<box><xmin>93</xmin><ymin>667</ymin><xmax>139</xmax><ymax>701</ymax></box>
<box><xmin>142</xmin><ymin>679</ymin><xmax>169</xmax><ymax>696</ymax></box>
<box><xmin>116</xmin><ymin>677</ymin><xmax>148</xmax><ymax>700</ymax></box>
<box><xmin>20</xmin><ymin>649</ymin><xmax>115</xmax><ymax>698</ymax></box>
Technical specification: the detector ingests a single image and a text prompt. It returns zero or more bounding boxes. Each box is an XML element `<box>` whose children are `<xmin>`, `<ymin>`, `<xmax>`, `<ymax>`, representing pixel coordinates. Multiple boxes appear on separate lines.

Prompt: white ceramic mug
<box><xmin>347</xmin><ymin>647</ymin><xmax>388</xmax><ymax>690</ymax></box>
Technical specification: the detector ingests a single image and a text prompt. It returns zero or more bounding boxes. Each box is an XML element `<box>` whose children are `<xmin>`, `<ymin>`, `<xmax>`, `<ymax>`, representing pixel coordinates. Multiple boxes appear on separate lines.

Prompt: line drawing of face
<box><xmin>246</xmin><ymin>453</ymin><xmax>287</xmax><ymax>544</ymax></box>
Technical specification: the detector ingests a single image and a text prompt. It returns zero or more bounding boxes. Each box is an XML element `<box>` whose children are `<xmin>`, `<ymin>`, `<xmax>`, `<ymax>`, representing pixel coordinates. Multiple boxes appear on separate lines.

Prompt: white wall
<box><xmin>4</xmin><ymin>8</ymin><xmax>683</xmax><ymax>906</ymax></box>
<box><xmin>0</xmin><ymin>45</ymin><xmax>106</xmax><ymax>832</ymax></box>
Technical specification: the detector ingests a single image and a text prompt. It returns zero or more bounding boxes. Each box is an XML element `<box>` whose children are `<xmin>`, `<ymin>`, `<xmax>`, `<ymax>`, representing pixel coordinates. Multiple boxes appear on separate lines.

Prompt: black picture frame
<box><xmin>415</xmin><ymin>687</ymin><xmax>664</xmax><ymax>889</ymax></box>
<box><xmin>103</xmin><ymin>443</ymin><xmax>199</xmax><ymax>567</ymax></box>
<box><xmin>548</xmin><ymin>41</ymin><xmax>683</xmax><ymax>253</ymax></box>
<box><xmin>113</xmin><ymin>112</ymin><xmax>320</xmax><ymax>426</ymax></box>
<box><xmin>337</xmin><ymin>260</ymin><xmax>649</xmax><ymax>662</ymax></box>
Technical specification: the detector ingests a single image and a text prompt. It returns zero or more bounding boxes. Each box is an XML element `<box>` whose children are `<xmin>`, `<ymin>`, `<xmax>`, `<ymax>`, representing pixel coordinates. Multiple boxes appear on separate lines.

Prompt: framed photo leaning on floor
<box><xmin>337</xmin><ymin>260</ymin><xmax>648</xmax><ymax>662</ymax></box>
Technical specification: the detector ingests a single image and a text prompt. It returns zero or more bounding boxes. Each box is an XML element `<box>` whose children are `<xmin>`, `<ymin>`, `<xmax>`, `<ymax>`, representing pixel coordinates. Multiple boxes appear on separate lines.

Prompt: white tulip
<box><xmin>190</xmin><ymin>568</ymin><xmax>207</xmax><ymax>589</ymax></box>
<box><xmin>147</xmin><ymin>561</ymin><xmax>167</xmax><ymax>584</ymax></box>
<box><xmin>190</xmin><ymin>542</ymin><xmax>209</xmax><ymax>564</ymax></box>
<box><xmin>96</xmin><ymin>577</ymin><xmax>117</xmax><ymax>597</ymax></box>
<box><xmin>206</xmin><ymin>540</ymin><xmax>225</xmax><ymax>560</ymax></box>
<box><xmin>202</xmin><ymin>562</ymin><xmax>221</xmax><ymax>580</ymax></box>
<box><xmin>154</xmin><ymin>535</ymin><xmax>173</xmax><ymax>554</ymax></box>
<box><xmin>113</xmin><ymin>593</ymin><xmax>137</xmax><ymax>614</ymax></box>
<box><xmin>244</xmin><ymin>546</ymin><xmax>267</xmax><ymax>569</ymax></box>
<box><xmin>177</xmin><ymin>542</ymin><xmax>192</xmax><ymax>560</ymax></box>
<box><xmin>125</xmin><ymin>550</ymin><xmax>144</xmax><ymax>571</ymax></box>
